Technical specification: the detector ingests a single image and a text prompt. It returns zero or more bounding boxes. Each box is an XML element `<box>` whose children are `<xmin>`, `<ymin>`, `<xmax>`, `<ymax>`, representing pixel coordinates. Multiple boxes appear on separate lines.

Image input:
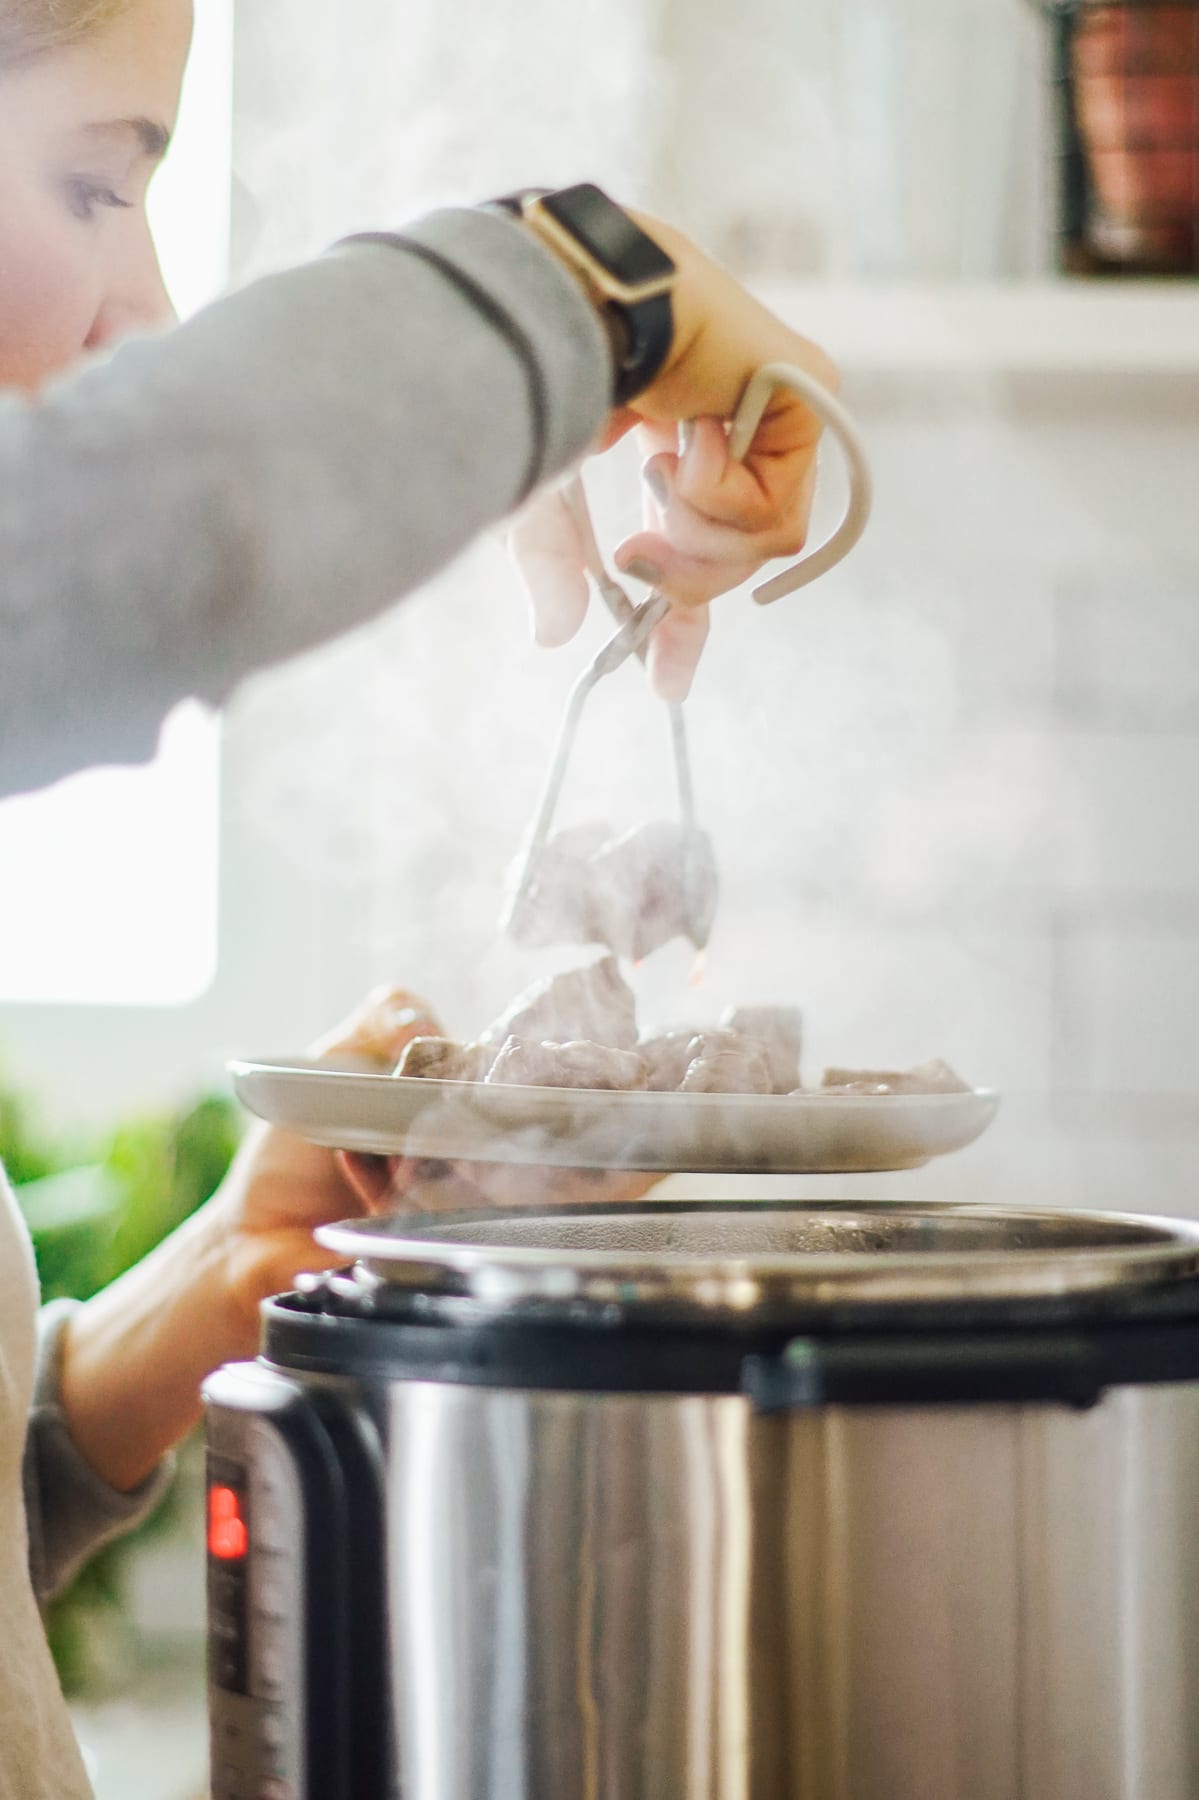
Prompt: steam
<box><xmin>231</xmin><ymin>0</ymin><xmax>668</xmax><ymax>283</ymax></box>
<box><xmin>221</xmin><ymin>394</ymin><xmax>1085</xmax><ymax>1108</ymax></box>
<box><xmin>219</xmin><ymin>1</ymin><xmax>1095</xmax><ymax>1118</ymax></box>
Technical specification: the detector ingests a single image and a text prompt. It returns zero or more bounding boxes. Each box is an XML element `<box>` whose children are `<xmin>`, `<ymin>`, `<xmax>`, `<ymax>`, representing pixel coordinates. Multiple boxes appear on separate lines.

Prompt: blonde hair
<box><xmin>0</xmin><ymin>0</ymin><xmax>128</xmax><ymax>62</ymax></box>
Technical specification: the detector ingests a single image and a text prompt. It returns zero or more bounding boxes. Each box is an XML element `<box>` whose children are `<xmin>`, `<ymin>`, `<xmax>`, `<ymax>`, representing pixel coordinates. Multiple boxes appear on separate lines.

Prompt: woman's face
<box><xmin>0</xmin><ymin>0</ymin><xmax>193</xmax><ymax>392</ymax></box>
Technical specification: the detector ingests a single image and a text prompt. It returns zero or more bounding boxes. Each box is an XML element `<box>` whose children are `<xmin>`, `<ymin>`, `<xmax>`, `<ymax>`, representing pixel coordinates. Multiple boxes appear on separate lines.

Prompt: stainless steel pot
<box><xmin>203</xmin><ymin>1202</ymin><xmax>1199</xmax><ymax>1800</ymax></box>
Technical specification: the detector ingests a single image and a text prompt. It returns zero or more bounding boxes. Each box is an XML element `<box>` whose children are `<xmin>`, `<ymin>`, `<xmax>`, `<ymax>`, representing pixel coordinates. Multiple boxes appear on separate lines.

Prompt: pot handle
<box><xmin>742</xmin><ymin>1332</ymin><xmax>1107</xmax><ymax>1413</ymax></box>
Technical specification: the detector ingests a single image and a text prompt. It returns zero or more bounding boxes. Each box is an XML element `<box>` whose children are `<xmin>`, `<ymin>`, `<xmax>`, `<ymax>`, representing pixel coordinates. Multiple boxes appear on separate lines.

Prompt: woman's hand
<box><xmin>509</xmin><ymin>214</ymin><xmax>836</xmax><ymax>702</ymax></box>
<box><xmin>59</xmin><ymin>986</ymin><xmax>656</xmax><ymax>1493</ymax></box>
<box><xmin>208</xmin><ymin>985</ymin><xmax>441</xmax><ymax>1322</ymax></box>
<box><xmin>57</xmin><ymin>985</ymin><xmax>437</xmax><ymax>1494</ymax></box>
<box><xmin>340</xmin><ymin>1149</ymin><xmax>656</xmax><ymax>1217</ymax></box>
<box><xmin>214</xmin><ymin>989</ymin><xmax>654</xmax><ymax>1312</ymax></box>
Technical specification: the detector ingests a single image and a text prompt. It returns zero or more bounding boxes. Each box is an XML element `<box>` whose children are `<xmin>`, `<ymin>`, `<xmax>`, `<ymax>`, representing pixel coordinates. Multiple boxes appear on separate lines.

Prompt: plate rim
<box><xmin>229</xmin><ymin>1056</ymin><xmax>999</xmax><ymax>1110</ymax></box>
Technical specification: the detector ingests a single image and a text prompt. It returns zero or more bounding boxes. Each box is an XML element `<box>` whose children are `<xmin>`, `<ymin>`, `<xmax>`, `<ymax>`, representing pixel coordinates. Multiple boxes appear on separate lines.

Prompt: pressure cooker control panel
<box><xmin>207</xmin><ymin>1434</ymin><xmax>304</xmax><ymax>1797</ymax></box>
<box><xmin>203</xmin><ymin>1361</ymin><xmax>389</xmax><ymax>1800</ymax></box>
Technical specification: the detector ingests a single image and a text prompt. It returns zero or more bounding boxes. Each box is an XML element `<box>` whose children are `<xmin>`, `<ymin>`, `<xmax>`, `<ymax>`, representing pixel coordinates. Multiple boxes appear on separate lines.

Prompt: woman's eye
<box><xmin>63</xmin><ymin>177</ymin><xmax>133</xmax><ymax>222</ymax></box>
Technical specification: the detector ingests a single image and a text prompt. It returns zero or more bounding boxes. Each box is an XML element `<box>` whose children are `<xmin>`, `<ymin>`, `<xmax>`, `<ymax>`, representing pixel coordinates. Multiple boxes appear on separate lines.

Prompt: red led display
<box><xmin>208</xmin><ymin>1483</ymin><xmax>248</xmax><ymax>1560</ymax></box>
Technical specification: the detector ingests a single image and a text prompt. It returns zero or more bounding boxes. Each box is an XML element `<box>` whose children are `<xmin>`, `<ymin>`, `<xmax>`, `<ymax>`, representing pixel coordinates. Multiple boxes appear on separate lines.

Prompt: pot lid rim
<box><xmin>314</xmin><ymin>1201</ymin><xmax>1199</xmax><ymax>1311</ymax></box>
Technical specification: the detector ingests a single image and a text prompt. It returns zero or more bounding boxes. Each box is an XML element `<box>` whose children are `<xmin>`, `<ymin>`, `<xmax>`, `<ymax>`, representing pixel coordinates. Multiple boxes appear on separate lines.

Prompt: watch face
<box><xmin>539</xmin><ymin>183</ymin><xmax>676</xmax><ymax>290</ymax></box>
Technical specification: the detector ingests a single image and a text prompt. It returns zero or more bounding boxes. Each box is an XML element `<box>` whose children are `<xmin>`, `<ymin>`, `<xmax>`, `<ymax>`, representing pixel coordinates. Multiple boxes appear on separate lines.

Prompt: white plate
<box><xmin>230</xmin><ymin>1058</ymin><xmax>1000</xmax><ymax>1175</ymax></box>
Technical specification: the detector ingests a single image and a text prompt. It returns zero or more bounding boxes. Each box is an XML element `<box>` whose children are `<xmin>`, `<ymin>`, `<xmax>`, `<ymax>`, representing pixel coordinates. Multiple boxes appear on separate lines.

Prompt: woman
<box><xmin>0</xmin><ymin>0</ymin><xmax>835</xmax><ymax>1791</ymax></box>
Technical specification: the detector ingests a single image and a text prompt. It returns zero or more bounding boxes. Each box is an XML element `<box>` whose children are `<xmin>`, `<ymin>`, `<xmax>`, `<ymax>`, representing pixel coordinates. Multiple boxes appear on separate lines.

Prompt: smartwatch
<box><xmin>492</xmin><ymin>183</ymin><xmax>676</xmax><ymax>404</ymax></box>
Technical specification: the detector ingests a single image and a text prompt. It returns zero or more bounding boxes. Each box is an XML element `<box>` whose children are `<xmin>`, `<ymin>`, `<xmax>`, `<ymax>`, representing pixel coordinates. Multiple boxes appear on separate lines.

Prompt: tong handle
<box><xmin>498</xmin><ymin>589</ymin><xmax>670</xmax><ymax>937</ymax></box>
<box><xmin>728</xmin><ymin>361</ymin><xmax>873</xmax><ymax>606</ymax></box>
<box><xmin>566</xmin><ymin>358</ymin><xmax>870</xmax><ymax>619</ymax></box>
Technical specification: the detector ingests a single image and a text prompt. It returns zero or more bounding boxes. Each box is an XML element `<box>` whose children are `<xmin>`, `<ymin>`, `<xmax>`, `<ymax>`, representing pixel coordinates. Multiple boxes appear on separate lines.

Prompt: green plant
<box><xmin>0</xmin><ymin>1076</ymin><xmax>82</xmax><ymax>1186</ymax></box>
<box><xmin>3</xmin><ymin>1069</ymin><xmax>242</xmax><ymax>1694</ymax></box>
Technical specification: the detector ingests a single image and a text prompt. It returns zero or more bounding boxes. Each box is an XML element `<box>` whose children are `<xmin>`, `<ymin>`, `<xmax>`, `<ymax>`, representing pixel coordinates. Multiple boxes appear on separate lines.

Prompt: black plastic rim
<box><xmin>260</xmin><ymin>1273</ymin><xmax>1199</xmax><ymax>1408</ymax></box>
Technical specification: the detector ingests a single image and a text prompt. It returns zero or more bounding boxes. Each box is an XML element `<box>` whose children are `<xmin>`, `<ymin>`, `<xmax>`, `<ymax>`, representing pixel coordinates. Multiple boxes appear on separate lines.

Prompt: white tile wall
<box><xmin>1047</xmin><ymin>738</ymin><xmax>1199</xmax><ymax>899</ymax></box>
<box><xmin>1056</xmin><ymin>570</ymin><xmax>1199</xmax><ymax>730</ymax></box>
<box><xmin>1056</xmin><ymin>919</ymin><xmax>1199</xmax><ymax>1101</ymax></box>
<box><xmin>220</xmin><ymin>364</ymin><xmax>1176</xmax><ymax>1228</ymax></box>
<box><xmin>230</xmin><ymin>0</ymin><xmax>1051</xmax><ymax>286</ymax></box>
<box><xmin>201</xmin><ymin>0</ymin><xmax>1199</xmax><ymax>1221</ymax></box>
<box><xmin>155</xmin><ymin>358</ymin><xmax>1190</xmax><ymax>1223</ymax></box>
<box><xmin>7</xmin><ymin>365</ymin><xmax>1194</xmax><ymax>1221</ymax></box>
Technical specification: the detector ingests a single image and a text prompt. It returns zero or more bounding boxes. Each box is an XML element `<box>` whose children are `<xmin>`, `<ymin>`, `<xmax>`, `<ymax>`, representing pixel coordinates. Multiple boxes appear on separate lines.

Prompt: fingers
<box><xmin>332</xmin><ymin>1148</ymin><xmax>662</xmax><ymax>1231</ymax></box>
<box><xmin>336</xmin><ymin>1150</ymin><xmax>396</xmax><ymax>1213</ymax></box>
<box><xmin>339</xmin><ymin>1151</ymin><xmax>489</xmax><ymax>1217</ymax></box>
<box><xmin>506</xmin><ymin>488</ymin><xmax>590</xmax><ymax>648</ymax></box>
<box><xmin>346</xmin><ymin>1154</ymin><xmax>661</xmax><ymax>1215</ymax></box>
<box><xmin>438</xmin><ymin>1161</ymin><xmax>659</xmax><ymax>1210</ymax></box>
<box><xmin>310</xmin><ymin>985</ymin><xmax>441</xmax><ymax>1069</ymax></box>
<box><xmin>614</xmin><ymin>416</ymin><xmax>816</xmax><ymax>612</ymax></box>
<box><xmin>617</xmin><ymin>522</ymin><xmax>760</xmax><ymax>611</ymax></box>
<box><xmin>582</xmin><ymin>1168</ymin><xmax>660</xmax><ymax>1206</ymax></box>
<box><xmin>672</xmin><ymin>409</ymin><xmax>821</xmax><ymax>532</ymax></box>
<box><xmin>522</xmin><ymin>218</ymin><xmax>845</xmax><ymax>693</ymax></box>
<box><xmin>392</xmin><ymin>1158</ymin><xmax>488</xmax><ymax>1214</ymax></box>
<box><xmin>645</xmin><ymin>602</ymin><xmax>710</xmax><ymax>703</ymax></box>
<box><xmin>513</xmin><ymin>392</ymin><xmax>822</xmax><ymax>693</ymax></box>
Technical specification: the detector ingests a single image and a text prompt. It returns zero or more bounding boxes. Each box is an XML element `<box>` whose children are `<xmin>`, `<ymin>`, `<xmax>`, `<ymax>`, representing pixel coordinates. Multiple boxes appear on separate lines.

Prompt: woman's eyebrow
<box><xmin>78</xmin><ymin>117</ymin><xmax>172</xmax><ymax>161</ymax></box>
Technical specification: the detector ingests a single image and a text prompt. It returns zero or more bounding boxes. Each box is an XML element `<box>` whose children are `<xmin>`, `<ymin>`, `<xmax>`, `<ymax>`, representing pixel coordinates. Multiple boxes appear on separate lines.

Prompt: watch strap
<box><xmin>488</xmin><ymin>185</ymin><xmax>675</xmax><ymax>405</ymax></box>
<box><xmin>606</xmin><ymin>291</ymin><xmax>673</xmax><ymax>407</ymax></box>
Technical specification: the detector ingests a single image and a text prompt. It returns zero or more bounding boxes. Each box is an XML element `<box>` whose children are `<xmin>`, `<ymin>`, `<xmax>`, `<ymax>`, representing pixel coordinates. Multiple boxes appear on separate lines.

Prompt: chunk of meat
<box><xmin>486</xmin><ymin>1036</ymin><xmax>648</xmax><ymax>1091</ymax></box>
<box><xmin>820</xmin><ymin>1058</ymin><xmax>971</xmax><ymax>1096</ymax></box>
<box><xmin>512</xmin><ymin>819</ymin><xmax>717</xmax><ymax>960</ymax></box>
<box><xmin>638</xmin><ymin>1030</ymin><xmax>702</xmax><ymax>1093</ymax></box>
<box><xmin>507</xmin><ymin>822</ymin><xmax>610</xmax><ymax>949</ymax></box>
<box><xmin>719</xmin><ymin>1005</ymin><xmax>803</xmax><ymax>1094</ymax></box>
<box><xmin>394</xmin><ymin>1037</ymin><xmax>495</xmax><ymax>1083</ymax></box>
<box><xmin>589</xmin><ymin>821</ymin><xmax>718</xmax><ymax>960</ymax></box>
<box><xmin>479</xmin><ymin>955</ymin><xmax>638</xmax><ymax>1050</ymax></box>
<box><xmin>678</xmin><ymin>1031</ymin><xmax>773</xmax><ymax>1095</ymax></box>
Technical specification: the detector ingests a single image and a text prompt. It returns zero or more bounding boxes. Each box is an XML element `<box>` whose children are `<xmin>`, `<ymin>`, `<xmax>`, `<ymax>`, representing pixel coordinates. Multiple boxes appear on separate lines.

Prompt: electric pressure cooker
<box><xmin>203</xmin><ymin>1200</ymin><xmax>1199</xmax><ymax>1800</ymax></box>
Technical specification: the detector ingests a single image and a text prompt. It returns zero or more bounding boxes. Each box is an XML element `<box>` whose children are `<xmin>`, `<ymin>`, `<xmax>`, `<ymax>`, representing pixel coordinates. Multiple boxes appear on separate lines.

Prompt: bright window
<box><xmin>0</xmin><ymin>704</ymin><xmax>220</xmax><ymax>1006</ymax></box>
<box><xmin>0</xmin><ymin>0</ymin><xmax>234</xmax><ymax>1006</ymax></box>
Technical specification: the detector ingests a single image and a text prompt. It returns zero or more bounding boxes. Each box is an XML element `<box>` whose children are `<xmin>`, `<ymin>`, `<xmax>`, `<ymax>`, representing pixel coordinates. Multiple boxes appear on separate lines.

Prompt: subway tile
<box><xmin>1056</xmin><ymin>920</ymin><xmax>1199</xmax><ymax>1099</ymax></box>
<box><xmin>1048</xmin><ymin>737</ymin><xmax>1199</xmax><ymax>901</ymax></box>
<box><xmin>698</xmin><ymin>728</ymin><xmax>1199</xmax><ymax>914</ymax></box>
<box><xmin>693</xmin><ymin>726</ymin><xmax>1057</xmax><ymax>916</ymax></box>
<box><xmin>1055</xmin><ymin>564</ymin><xmax>1199</xmax><ymax>730</ymax></box>
<box><xmin>1037</xmin><ymin>1108</ymin><xmax>1199</xmax><ymax>1219</ymax></box>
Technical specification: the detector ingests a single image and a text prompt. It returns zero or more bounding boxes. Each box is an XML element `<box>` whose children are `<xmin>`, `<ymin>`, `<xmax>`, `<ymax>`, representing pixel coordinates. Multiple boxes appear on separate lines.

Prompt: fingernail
<box><xmin>677</xmin><ymin>420</ymin><xmax>695</xmax><ymax>457</ymax></box>
<box><xmin>644</xmin><ymin>465</ymin><xmax>669</xmax><ymax>507</ymax></box>
<box><xmin>620</xmin><ymin>555</ymin><xmax>663</xmax><ymax>586</ymax></box>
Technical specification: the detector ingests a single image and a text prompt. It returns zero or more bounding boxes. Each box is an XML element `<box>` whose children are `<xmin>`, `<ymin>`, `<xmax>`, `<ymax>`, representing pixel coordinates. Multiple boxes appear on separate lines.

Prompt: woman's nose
<box><xmin>85</xmin><ymin>223</ymin><xmax>177</xmax><ymax>351</ymax></box>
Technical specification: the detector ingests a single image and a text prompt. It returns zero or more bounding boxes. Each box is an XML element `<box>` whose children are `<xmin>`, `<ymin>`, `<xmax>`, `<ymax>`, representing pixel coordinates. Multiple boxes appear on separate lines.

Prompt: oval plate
<box><xmin>230</xmin><ymin>1058</ymin><xmax>1000</xmax><ymax>1175</ymax></box>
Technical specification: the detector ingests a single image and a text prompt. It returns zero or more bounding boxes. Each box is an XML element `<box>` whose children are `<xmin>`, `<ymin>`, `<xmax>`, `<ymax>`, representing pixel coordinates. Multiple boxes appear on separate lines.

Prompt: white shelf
<box><xmin>751</xmin><ymin>280</ymin><xmax>1199</xmax><ymax>379</ymax></box>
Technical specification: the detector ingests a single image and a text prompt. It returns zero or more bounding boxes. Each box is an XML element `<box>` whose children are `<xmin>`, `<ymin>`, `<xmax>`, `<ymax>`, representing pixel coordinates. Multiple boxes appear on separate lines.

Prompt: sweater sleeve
<box><xmin>0</xmin><ymin>206</ymin><xmax>610</xmax><ymax>801</ymax></box>
<box><xmin>24</xmin><ymin>1301</ymin><xmax>175</xmax><ymax>1606</ymax></box>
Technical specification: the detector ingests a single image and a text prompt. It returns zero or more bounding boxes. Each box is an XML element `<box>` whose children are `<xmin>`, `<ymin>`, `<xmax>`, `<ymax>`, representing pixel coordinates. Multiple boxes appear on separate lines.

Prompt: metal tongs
<box><xmin>500</xmin><ymin>361</ymin><xmax>873</xmax><ymax>947</ymax></box>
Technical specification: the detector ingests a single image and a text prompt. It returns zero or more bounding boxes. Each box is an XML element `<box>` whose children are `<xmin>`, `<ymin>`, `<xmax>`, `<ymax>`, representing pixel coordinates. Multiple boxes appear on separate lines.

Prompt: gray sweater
<box><xmin>0</xmin><ymin>204</ymin><xmax>609</xmax><ymax>1793</ymax></box>
<box><xmin>0</xmin><ymin>207</ymin><xmax>609</xmax><ymax>800</ymax></box>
